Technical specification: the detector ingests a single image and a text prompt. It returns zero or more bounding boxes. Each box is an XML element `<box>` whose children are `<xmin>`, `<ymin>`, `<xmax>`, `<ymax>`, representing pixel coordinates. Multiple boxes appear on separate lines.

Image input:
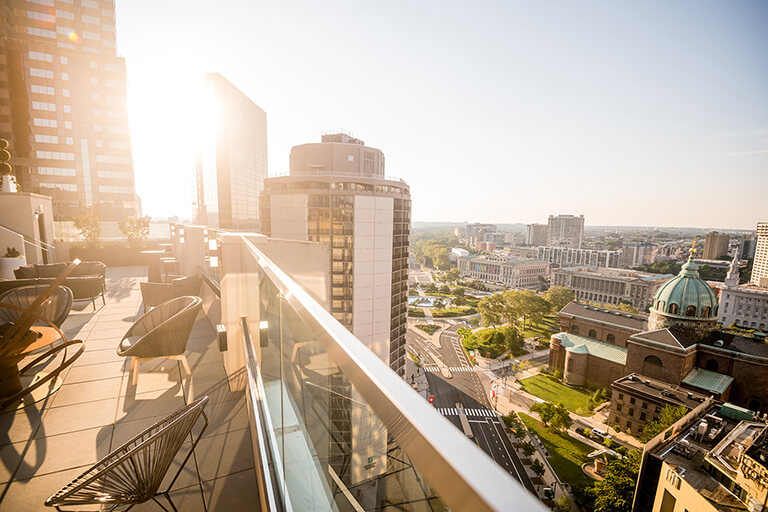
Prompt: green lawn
<box><xmin>520</xmin><ymin>375</ymin><xmax>594</xmax><ymax>416</ymax></box>
<box><xmin>519</xmin><ymin>413</ymin><xmax>594</xmax><ymax>489</ymax></box>
<box><xmin>432</xmin><ymin>307</ymin><xmax>477</xmax><ymax>318</ymax></box>
<box><xmin>415</xmin><ymin>324</ymin><xmax>440</xmax><ymax>335</ymax></box>
<box><xmin>408</xmin><ymin>308</ymin><xmax>425</xmax><ymax>317</ymax></box>
<box><xmin>520</xmin><ymin>315</ymin><xmax>559</xmax><ymax>339</ymax></box>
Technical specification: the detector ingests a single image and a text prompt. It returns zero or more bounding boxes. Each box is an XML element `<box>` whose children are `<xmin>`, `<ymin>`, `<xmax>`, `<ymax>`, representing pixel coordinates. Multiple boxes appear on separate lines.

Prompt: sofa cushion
<box><xmin>35</xmin><ymin>263</ymin><xmax>66</xmax><ymax>278</ymax></box>
<box><xmin>14</xmin><ymin>266</ymin><xmax>37</xmax><ymax>279</ymax></box>
<box><xmin>73</xmin><ymin>261</ymin><xmax>106</xmax><ymax>277</ymax></box>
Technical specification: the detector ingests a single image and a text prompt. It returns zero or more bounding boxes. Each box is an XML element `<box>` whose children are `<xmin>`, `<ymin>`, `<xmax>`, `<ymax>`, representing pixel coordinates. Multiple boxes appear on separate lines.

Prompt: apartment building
<box><xmin>551</xmin><ymin>266</ymin><xmax>672</xmax><ymax>310</ymax></box>
<box><xmin>703</xmin><ymin>231</ymin><xmax>730</xmax><ymax>260</ymax></box>
<box><xmin>753</xmin><ymin>222</ymin><xmax>768</xmax><ymax>288</ymax></box>
<box><xmin>0</xmin><ymin>0</ymin><xmax>137</xmax><ymax>220</ymax></box>
<box><xmin>621</xmin><ymin>242</ymin><xmax>656</xmax><ymax>268</ymax></box>
<box><xmin>457</xmin><ymin>254</ymin><xmax>550</xmax><ymax>289</ymax></box>
<box><xmin>537</xmin><ymin>246</ymin><xmax>622</xmax><ymax>269</ymax></box>
<box><xmin>261</xmin><ymin>133</ymin><xmax>410</xmax><ymax>376</ymax></box>
<box><xmin>547</xmin><ymin>214</ymin><xmax>584</xmax><ymax>249</ymax></box>
<box><xmin>196</xmin><ymin>73</ymin><xmax>267</xmax><ymax>230</ymax></box>
<box><xmin>525</xmin><ymin>223</ymin><xmax>548</xmax><ymax>246</ymax></box>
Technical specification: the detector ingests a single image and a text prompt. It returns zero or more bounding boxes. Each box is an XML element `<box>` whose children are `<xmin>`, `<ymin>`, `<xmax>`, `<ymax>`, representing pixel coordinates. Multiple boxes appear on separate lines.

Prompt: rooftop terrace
<box><xmin>0</xmin><ymin>267</ymin><xmax>256</xmax><ymax>511</ymax></box>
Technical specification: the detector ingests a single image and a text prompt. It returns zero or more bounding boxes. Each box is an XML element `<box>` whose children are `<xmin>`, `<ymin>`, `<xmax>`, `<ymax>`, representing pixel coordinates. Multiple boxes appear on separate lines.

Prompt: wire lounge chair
<box><xmin>45</xmin><ymin>396</ymin><xmax>209</xmax><ymax>511</ymax></box>
<box><xmin>0</xmin><ymin>284</ymin><xmax>74</xmax><ymax>329</ymax></box>
<box><xmin>117</xmin><ymin>296</ymin><xmax>203</xmax><ymax>385</ymax></box>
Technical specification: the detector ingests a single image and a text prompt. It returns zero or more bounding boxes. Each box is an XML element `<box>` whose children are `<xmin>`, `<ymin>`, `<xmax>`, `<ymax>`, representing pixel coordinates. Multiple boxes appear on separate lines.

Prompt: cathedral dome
<box><xmin>650</xmin><ymin>253</ymin><xmax>719</xmax><ymax>320</ymax></box>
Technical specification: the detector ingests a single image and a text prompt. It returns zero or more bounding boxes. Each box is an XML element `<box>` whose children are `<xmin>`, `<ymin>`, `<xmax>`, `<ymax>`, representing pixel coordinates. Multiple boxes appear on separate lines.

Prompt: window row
<box><xmin>37</xmin><ymin>150</ymin><xmax>74</xmax><ymax>160</ymax></box>
<box><xmin>40</xmin><ymin>182</ymin><xmax>77</xmax><ymax>192</ymax></box>
<box><xmin>37</xmin><ymin>167</ymin><xmax>76</xmax><ymax>176</ymax></box>
<box><xmin>98</xmin><ymin>185</ymin><xmax>133</xmax><ymax>194</ymax></box>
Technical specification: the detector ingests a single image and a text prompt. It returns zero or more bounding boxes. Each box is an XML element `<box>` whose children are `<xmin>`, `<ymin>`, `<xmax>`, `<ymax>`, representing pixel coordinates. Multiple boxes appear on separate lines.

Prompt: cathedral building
<box><xmin>549</xmin><ymin>247</ymin><xmax>768</xmax><ymax>435</ymax></box>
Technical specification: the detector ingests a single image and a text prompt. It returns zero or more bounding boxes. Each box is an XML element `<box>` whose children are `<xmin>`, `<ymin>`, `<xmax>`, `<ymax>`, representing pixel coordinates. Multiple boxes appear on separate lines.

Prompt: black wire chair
<box><xmin>45</xmin><ymin>396</ymin><xmax>209</xmax><ymax>511</ymax></box>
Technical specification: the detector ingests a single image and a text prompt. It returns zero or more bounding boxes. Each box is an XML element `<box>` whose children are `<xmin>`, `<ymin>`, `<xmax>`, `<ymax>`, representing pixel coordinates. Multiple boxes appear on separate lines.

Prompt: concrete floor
<box><xmin>0</xmin><ymin>267</ymin><xmax>259</xmax><ymax>511</ymax></box>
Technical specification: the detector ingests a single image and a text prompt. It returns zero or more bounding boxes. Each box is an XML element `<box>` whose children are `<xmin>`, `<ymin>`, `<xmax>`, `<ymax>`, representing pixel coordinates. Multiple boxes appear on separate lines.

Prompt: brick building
<box><xmin>549</xmin><ymin>249</ymin><xmax>768</xmax><ymax>415</ymax></box>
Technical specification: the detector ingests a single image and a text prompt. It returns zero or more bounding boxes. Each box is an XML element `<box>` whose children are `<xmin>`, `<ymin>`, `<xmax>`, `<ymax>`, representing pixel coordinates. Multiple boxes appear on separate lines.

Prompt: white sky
<box><xmin>116</xmin><ymin>0</ymin><xmax>768</xmax><ymax>230</ymax></box>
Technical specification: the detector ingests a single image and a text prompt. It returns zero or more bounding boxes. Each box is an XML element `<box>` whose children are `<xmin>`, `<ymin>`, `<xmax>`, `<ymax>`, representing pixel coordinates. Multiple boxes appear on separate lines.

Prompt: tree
<box><xmin>589</xmin><ymin>450</ymin><xmax>641</xmax><ymax>512</ymax></box>
<box><xmin>543</xmin><ymin>286</ymin><xmax>575</xmax><ymax>313</ymax></box>
<box><xmin>478</xmin><ymin>293</ymin><xmax>506</xmax><ymax>329</ymax></box>
<box><xmin>453</xmin><ymin>296</ymin><xmax>468</xmax><ymax>306</ymax></box>
<box><xmin>554</xmin><ymin>496</ymin><xmax>574</xmax><ymax>512</ymax></box>
<box><xmin>508</xmin><ymin>290</ymin><xmax>549</xmax><ymax>330</ymax></box>
<box><xmin>425</xmin><ymin>283</ymin><xmax>438</xmax><ymax>294</ymax></box>
<box><xmin>453</xmin><ymin>286</ymin><xmax>465</xmax><ymax>297</ymax></box>
<box><xmin>73</xmin><ymin>212</ymin><xmax>100</xmax><ymax>245</ymax></box>
<box><xmin>549</xmin><ymin>402</ymin><xmax>573</xmax><ymax>433</ymax></box>
<box><xmin>444</xmin><ymin>268</ymin><xmax>461</xmax><ymax>283</ymax></box>
<box><xmin>503</xmin><ymin>413</ymin><xmax>527</xmax><ymax>440</ymax></box>
<box><xmin>118</xmin><ymin>216</ymin><xmax>151</xmax><ymax>245</ymax></box>
<box><xmin>531</xmin><ymin>458</ymin><xmax>546</xmax><ymax>479</ymax></box>
<box><xmin>521</xmin><ymin>441</ymin><xmax>536</xmax><ymax>457</ymax></box>
<box><xmin>433</xmin><ymin>298</ymin><xmax>446</xmax><ymax>310</ymax></box>
<box><xmin>530</xmin><ymin>402</ymin><xmax>555</xmax><ymax>427</ymax></box>
<box><xmin>439</xmin><ymin>284</ymin><xmax>451</xmax><ymax>294</ymax></box>
<box><xmin>530</xmin><ymin>401</ymin><xmax>572</xmax><ymax>433</ymax></box>
<box><xmin>639</xmin><ymin>405</ymin><xmax>688</xmax><ymax>443</ymax></box>
<box><xmin>502</xmin><ymin>325</ymin><xmax>525</xmax><ymax>353</ymax></box>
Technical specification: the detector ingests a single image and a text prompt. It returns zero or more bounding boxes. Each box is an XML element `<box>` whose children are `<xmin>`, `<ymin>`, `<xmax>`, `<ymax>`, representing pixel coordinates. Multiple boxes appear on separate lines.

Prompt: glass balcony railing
<box><xmin>231</xmin><ymin>235</ymin><xmax>543</xmax><ymax>512</ymax></box>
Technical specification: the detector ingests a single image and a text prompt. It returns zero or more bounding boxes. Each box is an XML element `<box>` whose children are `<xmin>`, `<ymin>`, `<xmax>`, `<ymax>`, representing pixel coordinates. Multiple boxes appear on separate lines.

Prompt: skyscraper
<box><xmin>703</xmin><ymin>231</ymin><xmax>730</xmax><ymax>259</ymax></box>
<box><xmin>261</xmin><ymin>132</ymin><xmax>410</xmax><ymax>376</ymax></box>
<box><xmin>196</xmin><ymin>73</ymin><xmax>267</xmax><ymax>230</ymax></box>
<box><xmin>0</xmin><ymin>0</ymin><xmax>137</xmax><ymax>220</ymax></box>
<box><xmin>752</xmin><ymin>222</ymin><xmax>768</xmax><ymax>287</ymax></box>
<box><xmin>525</xmin><ymin>223</ymin><xmax>548</xmax><ymax>246</ymax></box>
<box><xmin>547</xmin><ymin>214</ymin><xmax>584</xmax><ymax>249</ymax></box>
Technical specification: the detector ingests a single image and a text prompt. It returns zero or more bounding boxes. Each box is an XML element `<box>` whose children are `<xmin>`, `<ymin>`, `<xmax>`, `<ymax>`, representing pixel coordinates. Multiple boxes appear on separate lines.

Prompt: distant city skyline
<box><xmin>116</xmin><ymin>0</ymin><xmax>767</xmax><ymax>229</ymax></box>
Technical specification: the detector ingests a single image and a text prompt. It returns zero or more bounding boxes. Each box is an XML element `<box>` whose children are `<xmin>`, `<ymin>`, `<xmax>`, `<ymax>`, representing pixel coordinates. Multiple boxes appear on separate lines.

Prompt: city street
<box><xmin>418</xmin><ymin>322</ymin><xmax>536</xmax><ymax>494</ymax></box>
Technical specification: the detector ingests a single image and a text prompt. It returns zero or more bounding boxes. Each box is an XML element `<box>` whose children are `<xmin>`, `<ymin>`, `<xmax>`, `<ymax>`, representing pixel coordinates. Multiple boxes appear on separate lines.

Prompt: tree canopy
<box><xmin>590</xmin><ymin>450</ymin><xmax>641</xmax><ymax>512</ymax></box>
<box><xmin>542</xmin><ymin>287</ymin><xmax>575</xmax><ymax>313</ymax></box>
<box><xmin>639</xmin><ymin>405</ymin><xmax>688</xmax><ymax>443</ymax></box>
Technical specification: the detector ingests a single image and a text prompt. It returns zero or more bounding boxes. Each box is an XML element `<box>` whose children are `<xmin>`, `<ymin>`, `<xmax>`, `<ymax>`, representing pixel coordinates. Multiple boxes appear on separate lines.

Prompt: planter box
<box><xmin>0</xmin><ymin>256</ymin><xmax>26</xmax><ymax>279</ymax></box>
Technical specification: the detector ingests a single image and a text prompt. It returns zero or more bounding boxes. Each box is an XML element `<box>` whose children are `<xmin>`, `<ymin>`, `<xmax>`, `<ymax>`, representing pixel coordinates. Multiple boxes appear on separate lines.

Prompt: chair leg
<box><xmin>92</xmin><ymin>297</ymin><xmax>96</xmax><ymax>311</ymax></box>
<box><xmin>101</xmin><ymin>292</ymin><xmax>106</xmax><ymax>305</ymax></box>
<box><xmin>178</xmin><ymin>355</ymin><xmax>191</xmax><ymax>376</ymax></box>
<box><xmin>131</xmin><ymin>358</ymin><xmax>140</xmax><ymax>386</ymax></box>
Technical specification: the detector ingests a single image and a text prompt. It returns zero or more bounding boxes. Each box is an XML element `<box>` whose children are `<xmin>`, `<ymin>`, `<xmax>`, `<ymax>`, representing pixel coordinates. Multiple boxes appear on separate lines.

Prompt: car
<box><xmin>574</xmin><ymin>427</ymin><xmax>587</xmax><ymax>436</ymax></box>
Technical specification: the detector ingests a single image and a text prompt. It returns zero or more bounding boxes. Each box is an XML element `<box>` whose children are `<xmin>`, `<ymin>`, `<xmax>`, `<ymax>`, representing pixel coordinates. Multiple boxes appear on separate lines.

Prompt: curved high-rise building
<box><xmin>261</xmin><ymin>132</ymin><xmax>410</xmax><ymax>376</ymax></box>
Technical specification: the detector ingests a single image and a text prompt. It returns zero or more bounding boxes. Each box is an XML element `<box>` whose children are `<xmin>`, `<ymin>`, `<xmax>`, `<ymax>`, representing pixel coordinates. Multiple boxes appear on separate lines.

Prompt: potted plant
<box><xmin>0</xmin><ymin>247</ymin><xmax>25</xmax><ymax>279</ymax></box>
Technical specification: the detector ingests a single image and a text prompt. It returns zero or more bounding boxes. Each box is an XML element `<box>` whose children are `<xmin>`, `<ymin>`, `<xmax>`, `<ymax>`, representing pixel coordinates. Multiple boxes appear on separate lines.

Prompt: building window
<box><xmin>640</xmin><ymin>412</ymin><xmax>647</xmax><ymax>421</ymax></box>
<box><xmin>630</xmin><ymin>397</ymin><xmax>635</xmax><ymax>404</ymax></box>
<box><xmin>606</xmin><ymin>334</ymin><xmax>615</xmax><ymax>344</ymax></box>
<box><xmin>685</xmin><ymin>305</ymin><xmax>697</xmax><ymax>317</ymax></box>
<box><xmin>628</xmin><ymin>408</ymin><xmax>634</xmax><ymax>416</ymax></box>
<box><xmin>641</xmin><ymin>402</ymin><xmax>647</xmax><ymax>409</ymax></box>
<box><xmin>626</xmin><ymin>420</ymin><xmax>632</xmax><ymax>428</ymax></box>
<box><xmin>702</xmin><ymin>306</ymin><xmax>711</xmax><ymax>318</ymax></box>
<box><xmin>669</xmin><ymin>303</ymin><xmax>679</xmax><ymax>315</ymax></box>
<box><xmin>571</xmin><ymin>326</ymin><xmax>579</xmax><ymax>335</ymax></box>
<box><xmin>588</xmin><ymin>329</ymin><xmax>597</xmax><ymax>339</ymax></box>
<box><xmin>618</xmin><ymin>393</ymin><xmax>624</xmax><ymax>400</ymax></box>
<box><xmin>644</xmin><ymin>355</ymin><xmax>663</xmax><ymax>367</ymax></box>
<box><xmin>617</xmin><ymin>404</ymin><xmax>622</xmax><ymax>412</ymax></box>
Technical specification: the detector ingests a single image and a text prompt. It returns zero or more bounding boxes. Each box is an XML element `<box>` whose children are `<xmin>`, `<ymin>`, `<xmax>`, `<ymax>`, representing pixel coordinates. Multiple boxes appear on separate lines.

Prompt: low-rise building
<box><xmin>633</xmin><ymin>400</ymin><xmax>768</xmax><ymax>512</ymax></box>
<box><xmin>537</xmin><ymin>246</ymin><xmax>622</xmax><ymax>269</ymax></box>
<box><xmin>610</xmin><ymin>373</ymin><xmax>708</xmax><ymax>437</ymax></box>
<box><xmin>457</xmin><ymin>254</ymin><xmax>549</xmax><ymax>289</ymax></box>
<box><xmin>552</xmin><ymin>266</ymin><xmax>673</xmax><ymax>311</ymax></box>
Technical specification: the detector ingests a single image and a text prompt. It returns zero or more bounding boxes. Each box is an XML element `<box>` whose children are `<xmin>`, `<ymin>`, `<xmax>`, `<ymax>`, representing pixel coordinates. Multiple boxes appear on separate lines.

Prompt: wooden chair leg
<box><xmin>178</xmin><ymin>355</ymin><xmax>191</xmax><ymax>376</ymax></box>
<box><xmin>131</xmin><ymin>358</ymin><xmax>140</xmax><ymax>386</ymax></box>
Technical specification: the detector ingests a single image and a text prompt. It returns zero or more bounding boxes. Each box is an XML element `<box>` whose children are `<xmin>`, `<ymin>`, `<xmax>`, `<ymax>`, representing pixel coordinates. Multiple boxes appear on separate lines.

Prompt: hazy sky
<box><xmin>116</xmin><ymin>0</ymin><xmax>768</xmax><ymax>230</ymax></box>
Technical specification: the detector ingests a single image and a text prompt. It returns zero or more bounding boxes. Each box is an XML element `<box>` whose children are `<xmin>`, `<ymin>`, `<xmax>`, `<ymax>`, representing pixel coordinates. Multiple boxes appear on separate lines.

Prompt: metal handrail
<box><xmin>240</xmin><ymin>236</ymin><xmax>543</xmax><ymax>512</ymax></box>
<box><xmin>0</xmin><ymin>223</ymin><xmax>56</xmax><ymax>257</ymax></box>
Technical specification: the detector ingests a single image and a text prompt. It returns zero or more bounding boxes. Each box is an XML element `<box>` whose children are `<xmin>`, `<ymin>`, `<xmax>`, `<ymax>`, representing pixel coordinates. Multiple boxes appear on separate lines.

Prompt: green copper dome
<box><xmin>650</xmin><ymin>253</ymin><xmax>718</xmax><ymax>320</ymax></box>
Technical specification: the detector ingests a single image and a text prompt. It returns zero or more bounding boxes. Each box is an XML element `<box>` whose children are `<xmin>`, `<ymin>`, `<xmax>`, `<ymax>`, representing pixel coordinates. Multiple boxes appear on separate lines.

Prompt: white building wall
<box><xmin>269</xmin><ymin>194</ymin><xmax>308</xmax><ymax>241</ymax></box>
<box><xmin>353</xmin><ymin>195</ymin><xmax>393</xmax><ymax>365</ymax></box>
